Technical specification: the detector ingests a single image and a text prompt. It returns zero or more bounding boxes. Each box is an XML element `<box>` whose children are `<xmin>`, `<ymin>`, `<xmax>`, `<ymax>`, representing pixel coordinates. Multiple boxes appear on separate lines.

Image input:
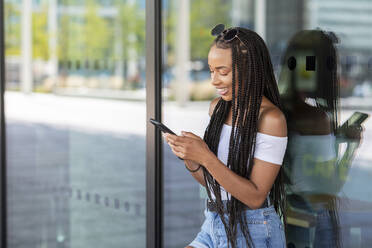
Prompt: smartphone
<box><xmin>340</xmin><ymin>111</ymin><xmax>369</xmax><ymax>130</ymax></box>
<box><xmin>149</xmin><ymin>118</ymin><xmax>183</xmax><ymax>160</ymax></box>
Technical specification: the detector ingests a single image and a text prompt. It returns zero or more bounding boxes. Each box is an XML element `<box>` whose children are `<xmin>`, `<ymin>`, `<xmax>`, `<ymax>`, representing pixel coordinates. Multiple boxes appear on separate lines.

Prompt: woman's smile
<box><xmin>208</xmin><ymin>45</ymin><xmax>238</xmax><ymax>101</ymax></box>
<box><xmin>216</xmin><ymin>88</ymin><xmax>229</xmax><ymax>95</ymax></box>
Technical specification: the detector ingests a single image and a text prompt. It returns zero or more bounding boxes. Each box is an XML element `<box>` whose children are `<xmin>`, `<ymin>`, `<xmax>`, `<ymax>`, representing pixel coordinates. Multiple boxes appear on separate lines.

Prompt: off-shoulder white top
<box><xmin>206</xmin><ymin>115</ymin><xmax>288</xmax><ymax>200</ymax></box>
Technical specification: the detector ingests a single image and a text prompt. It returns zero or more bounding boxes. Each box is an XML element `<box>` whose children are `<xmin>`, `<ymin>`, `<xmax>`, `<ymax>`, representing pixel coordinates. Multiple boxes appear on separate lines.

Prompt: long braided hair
<box><xmin>201</xmin><ymin>27</ymin><xmax>287</xmax><ymax>248</ymax></box>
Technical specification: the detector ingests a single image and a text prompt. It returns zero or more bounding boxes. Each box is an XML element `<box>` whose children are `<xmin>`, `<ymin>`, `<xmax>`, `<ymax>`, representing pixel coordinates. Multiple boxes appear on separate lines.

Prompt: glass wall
<box><xmin>162</xmin><ymin>0</ymin><xmax>372</xmax><ymax>247</ymax></box>
<box><xmin>4</xmin><ymin>0</ymin><xmax>146</xmax><ymax>247</ymax></box>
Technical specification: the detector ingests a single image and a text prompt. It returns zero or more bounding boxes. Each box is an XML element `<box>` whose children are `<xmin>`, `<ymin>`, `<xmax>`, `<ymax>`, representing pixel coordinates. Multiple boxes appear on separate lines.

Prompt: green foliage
<box><xmin>58</xmin><ymin>14</ymin><xmax>72</xmax><ymax>61</ymax></box>
<box><xmin>32</xmin><ymin>5</ymin><xmax>49</xmax><ymax>60</ymax></box>
<box><xmin>83</xmin><ymin>0</ymin><xmax>112</xmax><ymax>60</ymax></box>
<box><xmin>4</xmin><ymin>0</ymin><xmax>230</xmax><ymax>65</ymax></box>
<box><xmin>5</xmin><ymin>2</ymin><xmax>51</xmax><ymax>59</ymax></box>
<box><xmin>163</xmin><ymin>0</ymin><xmax>176</xmax><ymax>64</ymax></box>
<box><xmin>5</xmin><ymin>0</ymin><xmax>145</xmax><ymax>63</ymax></box>
<box><xmin>164</xmin><ymin>0</ymin><xmax>232</xmax><ymax>64</ymax></box>
<box><xmin>58</xmin><ymin>0</ymin><xmax>113</xmax><ymax>61</ymax></box>
<box><xmin>117</xmin><ymin>2</ymin><xmax>146</xmax><ymax>60</ymax></box>
<box><xmin>189</xmin><ymin>0</ymin><xmax>232</xmax><ymax>60</ymax></box>
<box><xmin>4</xmin><ymin>2</ymin><xmax>21</xmax><ymax>56</ymax></box>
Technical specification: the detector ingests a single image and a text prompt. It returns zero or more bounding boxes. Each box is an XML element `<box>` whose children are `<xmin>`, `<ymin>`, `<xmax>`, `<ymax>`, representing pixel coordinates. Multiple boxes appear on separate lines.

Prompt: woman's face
<box><xmin>208</xmin><ymin>44</ymin><xmax>240</xmax><ymax>102</ymax></box>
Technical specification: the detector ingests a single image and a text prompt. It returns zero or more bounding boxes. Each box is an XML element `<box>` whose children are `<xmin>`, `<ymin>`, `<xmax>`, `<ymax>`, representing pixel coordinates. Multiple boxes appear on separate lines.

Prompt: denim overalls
<box><xmin>188</xmin><ymin>196</ymin><xmax>286</xmax><ymax>248</ymax></box>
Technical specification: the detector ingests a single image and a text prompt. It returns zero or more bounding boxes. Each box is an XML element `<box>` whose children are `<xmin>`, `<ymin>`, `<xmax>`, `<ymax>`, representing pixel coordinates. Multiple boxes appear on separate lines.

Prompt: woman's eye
<box><xmin>209</xmin><ymin>70</ymin><xmax>228</xmax><ymax>76</ymax></box>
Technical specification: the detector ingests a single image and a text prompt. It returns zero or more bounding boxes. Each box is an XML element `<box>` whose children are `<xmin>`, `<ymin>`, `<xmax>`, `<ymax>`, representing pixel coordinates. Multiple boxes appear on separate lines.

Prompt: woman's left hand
<box><xmin>163</xmin><ymin>131</ymin><xmax>213</xmax><ymax>165</ymax></box>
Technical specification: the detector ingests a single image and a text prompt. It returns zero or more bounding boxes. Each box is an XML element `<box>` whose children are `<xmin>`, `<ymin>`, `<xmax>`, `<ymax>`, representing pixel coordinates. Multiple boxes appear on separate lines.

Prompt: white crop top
<box><xmin>206</xmin><ymin>115</ymin><xmax>288</xmax><ymax>200</ymax></box>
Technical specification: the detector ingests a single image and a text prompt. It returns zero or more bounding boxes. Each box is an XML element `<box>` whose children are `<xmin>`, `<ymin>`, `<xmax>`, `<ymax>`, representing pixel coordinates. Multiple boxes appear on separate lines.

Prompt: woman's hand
<box><xmin>163</xmin><ymin>131</ymin><xmax>213</xmax><ymax>165</ymax></box>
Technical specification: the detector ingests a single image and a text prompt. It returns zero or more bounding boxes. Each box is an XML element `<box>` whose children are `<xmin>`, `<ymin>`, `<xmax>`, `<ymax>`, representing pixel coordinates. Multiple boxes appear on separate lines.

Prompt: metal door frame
<box><xmin>146</xmin><ymin>0</ymin><xmax>163</xmax><ymax>247</ymax></box>
<box><xmin>0</xmin><ymin>0</ymin><xmax>7</xmax><ymax>247</ymax></box>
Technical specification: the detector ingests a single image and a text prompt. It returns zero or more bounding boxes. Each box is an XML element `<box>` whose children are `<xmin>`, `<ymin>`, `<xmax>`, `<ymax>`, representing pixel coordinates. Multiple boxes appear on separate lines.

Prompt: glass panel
<box><xmin>163</xmin><ymin>0</ymin><xmax>372</xmax><ymax>247</ymax></box>
<box><xmin>4</xmin><ymin>0</ymin><xmax>146</xmax><ymax>247</ymax></box>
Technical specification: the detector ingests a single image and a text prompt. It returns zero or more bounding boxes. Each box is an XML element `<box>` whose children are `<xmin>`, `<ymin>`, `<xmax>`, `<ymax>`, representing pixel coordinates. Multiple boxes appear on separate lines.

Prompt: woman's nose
<box><xmin>211</xmin><ymin>74</ymin><xmax>220</xmax><ymax>86</ymax></box>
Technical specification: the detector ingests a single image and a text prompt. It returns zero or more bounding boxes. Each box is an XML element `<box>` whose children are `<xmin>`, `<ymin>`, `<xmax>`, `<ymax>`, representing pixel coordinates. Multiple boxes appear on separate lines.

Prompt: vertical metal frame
<box><xmin>146</xmin><ymin>0</ymin><xmax>163</xmax><ymax>247</ymax></box>
<box><xmin>0</xmin><ymin>0</ymin><xmax>7</xmax><ymax>246</ymax></box>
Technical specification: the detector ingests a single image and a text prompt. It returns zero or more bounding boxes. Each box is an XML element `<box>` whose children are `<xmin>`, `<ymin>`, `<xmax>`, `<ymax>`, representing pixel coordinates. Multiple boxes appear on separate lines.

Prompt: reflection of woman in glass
<box><xmin>164</xmin><ymin>24</ymin><xmax>288</xmax><ymax>247</ymax></box>
<box><xmin>278</xmin><ymin>29</ymin><xmax>363</xmax><ymax>248</ymax></box>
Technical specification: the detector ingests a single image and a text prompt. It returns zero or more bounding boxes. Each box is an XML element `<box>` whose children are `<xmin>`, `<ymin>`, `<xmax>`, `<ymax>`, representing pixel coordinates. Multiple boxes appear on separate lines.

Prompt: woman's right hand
<box><xmin>163</xmin><ymin>132</ymin><xmax>183</xmax><ymax>159</ymax></box>
<box><xmin>163</xmin><ymin>132</ymin><xmax>201</xmax><ymax>169</ymax></box>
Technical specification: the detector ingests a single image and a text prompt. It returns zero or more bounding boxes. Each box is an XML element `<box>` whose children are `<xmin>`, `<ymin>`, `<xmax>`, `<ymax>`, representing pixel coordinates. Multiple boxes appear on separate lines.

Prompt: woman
<box><xmin>163</xmin><ymin>24</ymin><xmax>288</xmax><ymax>248</ymax></box>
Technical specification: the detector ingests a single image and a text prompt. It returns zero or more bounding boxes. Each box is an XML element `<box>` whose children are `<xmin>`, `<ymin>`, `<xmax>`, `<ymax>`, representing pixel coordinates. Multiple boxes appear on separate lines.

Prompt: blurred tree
<box><xmin>5</xmin><ymin>2</ymin><xmax>51</xmax><ymax>60</ymax></box>
<box><xmin>5</xmin><ymin>2</ymin><xmax>21</xmax><ymax>56</ymax></box>
<box><xmin>58</xmin><ymin>0</ymin><xmax>117</xmax><ymax>66</ymax></box>
<box><xmin>83</xmin><ymin>0</ymin><xmax>112</xmax><ymax>60</ymax></box>
<box><xmin>112</xmin><ymin>0</ymin><xmax>145</xmax><ymax>84</ymax></box>
<box><xmin>117</xmin><ymin>1</ymin><xmax>145</xmax><ymax>60</ymax></box>
<box><xmin>32</xmin><ymin>4</ymin><xmax>49</xmax><ymax>60</ymax></box>
<box><xmin>189</xmin><ymin>0</ymin><xmax>232</xmax><ymax>60</ymax></box>
<box><xmin>3</xmin><ymin>0</ymin><xmax>143</xmax><ymax>91</ymax></box>
<box><xmin>164</xmin><ymin>0</ymin><xmax>232</xmax><ymax>64</ymax></box>
<box><xmin>163</xmin><ymin>0</ymin><xmax>176</xmax><ymax>65</ymax></box>
<box><xmin>58</xmin><ymin>13</ymin><xmax>71</xmax><ymax>62</ymax></box>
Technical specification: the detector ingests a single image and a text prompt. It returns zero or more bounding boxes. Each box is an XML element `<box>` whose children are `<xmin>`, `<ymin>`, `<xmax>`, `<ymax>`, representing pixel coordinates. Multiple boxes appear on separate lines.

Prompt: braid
<box><xmin>203</xmin><ymin>27</ymin><xmax>287</xmax><ymax>248</ymax></box>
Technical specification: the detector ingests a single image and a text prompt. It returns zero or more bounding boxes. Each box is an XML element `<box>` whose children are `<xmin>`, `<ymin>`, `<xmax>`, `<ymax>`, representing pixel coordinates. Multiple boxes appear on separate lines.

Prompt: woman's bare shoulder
<box><xmin>257</xmin><ymin>106</ymin><xmax>287</xmax><ymax>137</ymax></box>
